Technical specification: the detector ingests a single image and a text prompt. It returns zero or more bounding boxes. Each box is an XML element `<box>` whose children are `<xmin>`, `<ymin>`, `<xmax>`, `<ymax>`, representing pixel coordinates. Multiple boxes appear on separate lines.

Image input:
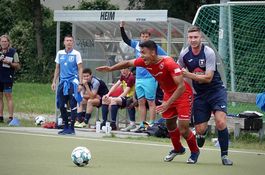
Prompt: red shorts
<box><xmin>162</xmin><ymin>92</ymin><xmax>193</xmax><ymax>120</ymax></box>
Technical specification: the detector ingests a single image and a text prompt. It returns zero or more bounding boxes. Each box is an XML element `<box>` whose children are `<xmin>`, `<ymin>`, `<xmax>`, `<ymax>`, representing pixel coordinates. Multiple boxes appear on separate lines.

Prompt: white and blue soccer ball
<box><xmin>35</xmin><ymin>115</ymin><xmax>46</xmax><ymax>126</ymax></box>
<box><xmin>71</xmin><ymin>146</ymin><xmax>91</xmax><ymax>167</ymax></box>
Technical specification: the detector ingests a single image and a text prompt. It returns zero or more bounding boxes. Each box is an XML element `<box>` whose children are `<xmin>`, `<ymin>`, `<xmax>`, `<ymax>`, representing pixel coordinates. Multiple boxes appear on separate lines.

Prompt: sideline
<box><xmin>0</xmin><ymin>129</ymin><xmax>265</xmax><ymax>156</ymax></box>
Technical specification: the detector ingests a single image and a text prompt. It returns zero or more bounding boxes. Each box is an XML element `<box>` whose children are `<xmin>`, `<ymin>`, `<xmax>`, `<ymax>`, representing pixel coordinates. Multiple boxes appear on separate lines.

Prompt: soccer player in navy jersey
<box><xmin>120</xmin><ymin>21</ymin><xmax>167</xmax><ymax>132</ymax></box>
<box><xmin>51</xmin><ymin>34</ymin><xmax>83</xmax><ymax>135</ymax></box>
<box><xmin>178</xmin><ymin>26</ymin><xmax>233</xmax><ymax>165</ymax></box>
<box><xmin>96</xmin><ymin>40</ymin><xmax>199</xmax><ymax>164</ymax></box>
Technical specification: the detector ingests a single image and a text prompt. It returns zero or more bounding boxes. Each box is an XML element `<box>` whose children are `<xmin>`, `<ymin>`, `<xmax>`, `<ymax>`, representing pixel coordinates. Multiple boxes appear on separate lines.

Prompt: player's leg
<box><xmin>178</xmin><ymin>96</ymin><xmax>200</xmax><ymax>164</ymax></box>
<box><xmin>211</xmin><ymin>89</ymin><xmax>233</xmax><ymax>165</ymax></box>
<box><xmin>57</xmin><ymin>84</ymin><xmax>70</xmax><ymax>134</ymax></box>
<box><xmin>178</xmin><ymin>119</ymin><xmax>200</xmax><ymax>164</ymax></box>
<box><xmin>67</xmin><ymin>85</ymin><xmax>78</xmax><ymax>135</ymax></box>
<box><xmin>83</xmin><ymin>98</ymin><xmax>100</xmax><ymax>127</ymax></box>
<box><xmin>144</xmin><ymin>78</ymin><xmax>157</xmax><ymax>126</ymax></box>
<box><xmin>163</xmin><ymin>108</ymin><xmax>185</xmax><ymax>162</ymax></box>
<box><xmin>0</xmin><ymin>83</ymin><xmax>4</xmax><ymax>122</ymax></box>
<box><xmin>133</xmin><ymin>79</ymin><xmax>147</xmax><ymax>131</ymax></box>
<box><xmin>109</xmin><ymin>97</ymin><xmax>123</xmax><ymax>130</ymax></box>
<box><xmin>101</xmin><ymin>97</ymin><xmax>110</xmax><ymax>128</ymax></box>
<box><xmin>75</xmin><ymin>100</ymin><xmax>86</xmax><ymax>128</ymax></box>
<box><xmin>193</xmin><ymin>95</ymin><xmax>211</xmax><ymax>147</ymax></box>
<box><xmin>3</xmin><ymin>83</ymin><xmax>14</xmax><ymax>123</ymax></box>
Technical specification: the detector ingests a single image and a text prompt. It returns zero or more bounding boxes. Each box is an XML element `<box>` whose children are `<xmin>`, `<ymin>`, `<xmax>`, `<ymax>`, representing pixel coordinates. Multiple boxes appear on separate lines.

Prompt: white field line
<box><xmin>0</xmin><ymin>130</ymin><xmax>264</xmax><ymax>156</ymax></box>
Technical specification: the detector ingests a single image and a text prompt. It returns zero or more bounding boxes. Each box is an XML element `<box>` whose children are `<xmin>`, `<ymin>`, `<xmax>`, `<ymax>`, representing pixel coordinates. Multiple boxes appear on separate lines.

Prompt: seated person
<box><xmin>101</xmin><ymin>68</ymin><xmax>136</xmax><ymax>130</ymax></box>
<box><xmin>75</xmin><ymin>68</ymin><xmax>109</xmax><ymax>128</ymax></box>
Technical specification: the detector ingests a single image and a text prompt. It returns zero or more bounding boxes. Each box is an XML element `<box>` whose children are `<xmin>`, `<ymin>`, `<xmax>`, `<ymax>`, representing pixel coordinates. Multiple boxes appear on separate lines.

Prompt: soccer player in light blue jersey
<box><xmin>120</xmin><ymin>21</ymin><xmax>167</xmax><ymax>132</ymax></box>
<box><xmin>51</xmin><ymin>34</ymin><xmax>83</xmax><ymax>135</ymax></box>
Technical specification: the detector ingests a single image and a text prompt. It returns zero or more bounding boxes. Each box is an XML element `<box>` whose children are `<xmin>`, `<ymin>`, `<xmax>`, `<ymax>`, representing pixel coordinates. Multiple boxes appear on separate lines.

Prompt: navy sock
<box><xmin>127</xmin><ymin>108</ymin><xmax>135</xmax><ymax>122</ymax></box>
<box><xmin>70</xmin><ymin>109</ymin><xmax>77</xmax><ymax>130</ymax></box>
<box><xmin>84</xmin><ymin>113</ymin><xmax>91</xmax><ymax>124</ymax></box>
<box><xmin>218</xmin><ymin>127</ymin><xmax>229</xmax><ymax>157</ymax></box>
<box><xmin>60</xmin><ymin>107</ymin><xmax>69</xmax><ymax>129</ymax></box>
<box><xmin>101</xmin><ymin>104</ymin><xmax>109</xmax><ymax>123</ymax></box>
<box><xmin>110</xmin><ymin>105</ymin><xmax>119</xmax><ymax>123</ymax></box>
<box><xmin>77</xmin><ymin>112</ymin><xmax>83</xmax><ymax>122</ymax></box>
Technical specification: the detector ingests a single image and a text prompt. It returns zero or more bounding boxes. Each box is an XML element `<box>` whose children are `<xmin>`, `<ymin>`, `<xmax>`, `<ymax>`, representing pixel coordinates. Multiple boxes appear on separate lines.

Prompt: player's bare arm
<box><xmin>182</xmin><ymin>68</ymin><xmax>214</xmax><ymax>84</ymax></box>
<box><xmin>96</xmin><ymin>59</ymin><xmax>135</xmax><ymax>72</ymax></box>
<box><xmin>77</xmin><ymin>63</ymin><xmax>83</xmax><ymax>92</ymax></box>
<box><xmin>51</xmin><ymin>63</ymin><xmax>60</xmax><ymax>91</ymax></box>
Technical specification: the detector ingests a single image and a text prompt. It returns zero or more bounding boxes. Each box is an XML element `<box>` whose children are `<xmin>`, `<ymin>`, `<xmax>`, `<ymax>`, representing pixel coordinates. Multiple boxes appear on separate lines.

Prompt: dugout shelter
<box><xmin>53</xmin><ymin>10</ymin><xmax>226</xmax><ymax>85</ymax></box>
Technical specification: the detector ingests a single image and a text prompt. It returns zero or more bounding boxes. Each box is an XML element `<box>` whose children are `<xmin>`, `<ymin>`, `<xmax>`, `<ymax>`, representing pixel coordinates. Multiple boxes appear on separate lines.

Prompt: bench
<box><xmin>207</xmin><ymin>91</ymin><xmax>264</xmax><ymax>140</ymax></box>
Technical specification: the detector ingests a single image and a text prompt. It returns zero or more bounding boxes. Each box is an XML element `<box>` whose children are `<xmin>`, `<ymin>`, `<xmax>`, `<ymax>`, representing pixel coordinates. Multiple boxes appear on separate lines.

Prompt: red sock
<box><xmin>185</xmin><ymin>130</ymin><xmax>199</xmax><ymax>153</ymax></box>
<box><xmin>169</xmin><ymin>128</ymin><xmax>183</xmax><ymax>151</ymax></box>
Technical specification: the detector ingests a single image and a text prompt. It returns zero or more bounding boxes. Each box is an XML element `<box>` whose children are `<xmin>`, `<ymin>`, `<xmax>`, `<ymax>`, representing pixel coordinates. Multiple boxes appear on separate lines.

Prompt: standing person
<box><xmin>0</xmin><ymin>34</ymin><xmax>21</xmax><ymax>123</ymax></box>
<box><xmin>96</xmin><ymin>40</ymin><xmax>200</xmax><ymax>164</ymax></box>
<box><xmin>75</xmin><ymin>68</ymin><xmax>109</xmax><ymax>128</ymax></box>
<box><xmin>101</xmin><ymin>68</ymin><xmax>136</xmax><ymax>131</ymax></box>
<box><xmin>178</xmin><ymin>26</ymin><xmax>233</xmax><ymax>165</ymax></box>
<box><xmin>120</xmin><ymin>21</ymin><xmax>167</xmax><ymax>132</ymax></box>
<box><xmin>51</xmin><ymin>34</ymin><xmax>83</xmax><ymax>135</ymax></box>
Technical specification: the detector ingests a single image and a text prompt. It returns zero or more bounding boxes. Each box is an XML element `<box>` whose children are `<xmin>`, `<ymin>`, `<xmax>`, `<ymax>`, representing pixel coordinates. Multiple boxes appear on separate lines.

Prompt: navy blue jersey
<box><xmin>178</xmin><ymin>44</ymin><xmax>225</xmax><ymax>94</ymax></box>
<box><xmin>87</xmin><ymin>76</ymin><xmax>109</xmax><ymax>98</ymax></box>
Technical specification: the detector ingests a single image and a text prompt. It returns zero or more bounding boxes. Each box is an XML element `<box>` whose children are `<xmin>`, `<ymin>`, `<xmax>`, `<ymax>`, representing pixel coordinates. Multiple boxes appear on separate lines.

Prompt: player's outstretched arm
<box><xmin>96</xmin><ymin>59</ymin><xmax>135</xmax><ymax>72</ymax></box>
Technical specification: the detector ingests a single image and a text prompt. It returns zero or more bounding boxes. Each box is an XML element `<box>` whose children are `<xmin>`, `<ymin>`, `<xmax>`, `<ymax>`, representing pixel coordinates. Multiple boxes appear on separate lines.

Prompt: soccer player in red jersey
<box><xmin>96</xmin><ymin>40</ymin><xmax>200</xmax><ymax>164</ymax></box>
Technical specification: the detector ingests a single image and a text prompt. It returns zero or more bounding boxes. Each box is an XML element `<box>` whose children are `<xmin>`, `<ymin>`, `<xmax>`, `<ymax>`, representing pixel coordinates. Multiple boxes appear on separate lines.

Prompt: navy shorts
<box><xmin>0</xmin><ymin>82</ymin><xmax>13</xmax><ymax>93</ymax></box>
<box><xmin>193</xmin><ymin>88</ymin><xmax>227</xmax><ymax>125</ymax></box>
<box><xmin>56</xmin><ymin>83</ymin><xmax>77</xmax><ymax>110</ymax></box>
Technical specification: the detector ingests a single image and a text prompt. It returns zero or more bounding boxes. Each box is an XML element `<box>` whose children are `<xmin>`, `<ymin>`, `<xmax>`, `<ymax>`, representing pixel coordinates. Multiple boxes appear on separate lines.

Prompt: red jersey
<box><xmin>134</xmin><ymin>57</ymin><xmax>193</xmax><ymax>120</ymax></box>
<box><xmin>134</xmin><ymin>57</ymin><xmax>192</xmax><ymax>95</ymax></box>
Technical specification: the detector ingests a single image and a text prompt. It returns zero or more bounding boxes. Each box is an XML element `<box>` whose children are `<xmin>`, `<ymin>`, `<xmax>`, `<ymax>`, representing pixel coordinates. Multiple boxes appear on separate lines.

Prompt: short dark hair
<box><xmin>140</xmin><ymin>29</ymin><xmax>151</xmax><ymax>36</ymax></box>
<box><xmin>139</xmin><ymin>40</ymin><xmax>157</xmax><ymax>54</ymax></box>
<box><xmin>83</xmin><ymin>68</ymin><xmax>92</xmax><ymax>75</ymax></box>
<box><xmin>188</xmin><ymin>25</ymin><xmax>201</xmax><ymax>33</ymax></box>
<box><xmin>64</xmin><ymin>34</ymin><xmax>74</xmax><ymax>39</ymax></box>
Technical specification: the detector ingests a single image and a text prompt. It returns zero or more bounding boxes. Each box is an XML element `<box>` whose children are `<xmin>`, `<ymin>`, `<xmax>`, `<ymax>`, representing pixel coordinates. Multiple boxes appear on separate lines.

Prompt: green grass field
<box><xmin>1</xmin><ymin>129</ymin><xmax>265</xmax><ymax>175</ymax></box>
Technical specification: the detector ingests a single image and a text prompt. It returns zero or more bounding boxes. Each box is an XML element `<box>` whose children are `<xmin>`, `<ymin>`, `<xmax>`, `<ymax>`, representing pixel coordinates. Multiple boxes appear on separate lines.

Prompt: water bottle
<box><xmin>105</xmin><ymin>121</ymin><xmax>111</xmax><ymax>134</ymax></box>
<box><xmin>57</xmin><ymin>117</ymin><xmax>63</xmax><ymax>126</ymax></box>
<box><xmin>96</xmin><ymin>121</ymin><xmax>101</xmax><ymax>133</ymax></box>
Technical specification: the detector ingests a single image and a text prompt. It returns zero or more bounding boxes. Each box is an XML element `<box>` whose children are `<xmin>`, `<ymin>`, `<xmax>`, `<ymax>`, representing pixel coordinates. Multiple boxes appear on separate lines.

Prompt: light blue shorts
<box><xmin>135</xmin><ymin>78</ymin><xmax>157</xmax><ymax>101</ymax></box>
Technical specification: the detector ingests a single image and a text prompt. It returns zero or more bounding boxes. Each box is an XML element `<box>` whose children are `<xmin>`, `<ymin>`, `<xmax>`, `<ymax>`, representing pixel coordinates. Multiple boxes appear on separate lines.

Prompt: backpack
<box><xmin>145</xmin><ymin>119</ymin><xmax>169</xmax><ymax>138</ymax></box>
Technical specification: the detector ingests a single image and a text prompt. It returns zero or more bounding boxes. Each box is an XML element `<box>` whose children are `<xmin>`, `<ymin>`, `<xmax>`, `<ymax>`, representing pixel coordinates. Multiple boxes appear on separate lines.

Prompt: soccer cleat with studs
<box><xmin>187</xmin><ymin>151</ymin><xmax>200</xmax><ymax>164</ymax></box>
<box><xmin>164</xmin><ymin>147</ymin><xmax>186</xmax><ymax>162</ymax></box>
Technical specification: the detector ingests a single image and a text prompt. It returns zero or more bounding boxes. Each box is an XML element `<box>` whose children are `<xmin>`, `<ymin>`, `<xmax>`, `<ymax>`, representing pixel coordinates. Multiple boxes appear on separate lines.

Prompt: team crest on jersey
<box><xmin>159</xmin><ymin>62</ymin><xmax>164</xmax><ymax>69</ymax></box>
<box><xmin>68</xmin><ymin>55</ymin><xmax>75</xmax><ymax>62</ymax></box>
<box><xmin>199</xmin><ymin>59</ymin><xmax>206</xmax><ymax>67</ymax></box>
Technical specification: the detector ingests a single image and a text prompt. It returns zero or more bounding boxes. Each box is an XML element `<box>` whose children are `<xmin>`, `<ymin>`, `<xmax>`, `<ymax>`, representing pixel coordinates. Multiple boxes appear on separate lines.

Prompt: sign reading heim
<box><xmin>54</xmin><ymin>10</ymin><xmax>168</xmax><ymax>22</ymax></box>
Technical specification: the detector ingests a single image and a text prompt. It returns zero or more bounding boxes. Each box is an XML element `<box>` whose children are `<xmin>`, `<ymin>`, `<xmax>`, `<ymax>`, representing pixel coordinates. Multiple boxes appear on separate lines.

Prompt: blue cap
<box><xmin>256</xmin><ymin>93</ymin><xmax>265</xmax><ymax>112</ymax></box>
<box><xmin>8</xmin><ymin>117</ymin><xmax>20</xmax><ymax>126</ymax></box>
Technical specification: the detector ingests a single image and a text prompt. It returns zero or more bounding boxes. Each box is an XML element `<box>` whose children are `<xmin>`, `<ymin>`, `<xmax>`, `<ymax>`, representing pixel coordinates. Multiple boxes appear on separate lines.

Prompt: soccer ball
<box><xmin>35</xmin><ymin>115</ymin><xmax>46</xmax><ymax>126</ymax></box>
<box><xmin>71</xmin><ymin>146</ymin><xmax>91</xmax><ymax>167</ymax></box>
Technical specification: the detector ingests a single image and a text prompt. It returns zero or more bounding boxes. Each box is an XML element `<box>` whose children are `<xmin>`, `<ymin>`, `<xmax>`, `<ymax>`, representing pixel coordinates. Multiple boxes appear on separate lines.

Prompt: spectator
<box><xmin>101</xmin><ymin>68</ymin><xmax>136</xmax><ymax>131</ymax></box>
<box><xmin>120</xmin><ymin>21</ymin><xmax>167</xmax><ymax>132</ymax></box>
<box><xmin>75</xmin><ymin>68</ymin><xmax>109</xmax><ymax>128</ymax></box>
<box><xmin>51</xmin><ymin>34</ymin><xmax>83</xmax><ymax>135</ymax></box>
<box><xmin>0</xmin><ymin>34</ymin><xmax>21</xmax><ymax>123</ymax></box>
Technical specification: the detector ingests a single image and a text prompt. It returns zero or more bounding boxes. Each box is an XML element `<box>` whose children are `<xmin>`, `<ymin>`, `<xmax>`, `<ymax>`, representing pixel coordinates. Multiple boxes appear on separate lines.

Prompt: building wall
<box><xmin>41</xmin><ymin>0</ymin><xmax>129</xmax><ymax>10</ymax></box>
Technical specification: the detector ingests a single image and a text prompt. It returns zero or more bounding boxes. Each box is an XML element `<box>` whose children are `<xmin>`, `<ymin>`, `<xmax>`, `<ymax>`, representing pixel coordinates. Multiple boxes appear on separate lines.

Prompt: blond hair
<box><xmin>0</xmin><ymin>34</ymin><xmax>12</xmax><ymax>48</ymax></box>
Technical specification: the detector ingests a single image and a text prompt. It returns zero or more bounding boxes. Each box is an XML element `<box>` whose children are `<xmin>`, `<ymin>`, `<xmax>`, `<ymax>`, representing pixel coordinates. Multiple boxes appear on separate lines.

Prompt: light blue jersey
<box><xmin>131</xmin><ymin>39</ymin><xmax>167</xmax><ymax>79</ymax></box>
<box><xmin>55</xmin><ymin>49</ymin><xmax>82</xmax><ymax>83</ymax></box>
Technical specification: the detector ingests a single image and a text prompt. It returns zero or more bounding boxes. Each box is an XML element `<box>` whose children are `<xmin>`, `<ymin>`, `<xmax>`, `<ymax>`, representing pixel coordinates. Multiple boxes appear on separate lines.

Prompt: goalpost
<box><xmin>192</xmin><ymin>1</ymin><xmax>265</xmax><ymax>112</ymax></box>
<box><xmin>192</xmin><ymin>1</ymin><xmax>265</xmax><ymax>94</ymax></box>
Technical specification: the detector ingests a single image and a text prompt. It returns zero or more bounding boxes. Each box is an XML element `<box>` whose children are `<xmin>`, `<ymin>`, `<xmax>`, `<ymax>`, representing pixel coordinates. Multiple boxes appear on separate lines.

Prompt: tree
<box><xmin>128</xmin><ymin>0</ymin><xmax>219</xmax><ymax>22</ymax></box>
